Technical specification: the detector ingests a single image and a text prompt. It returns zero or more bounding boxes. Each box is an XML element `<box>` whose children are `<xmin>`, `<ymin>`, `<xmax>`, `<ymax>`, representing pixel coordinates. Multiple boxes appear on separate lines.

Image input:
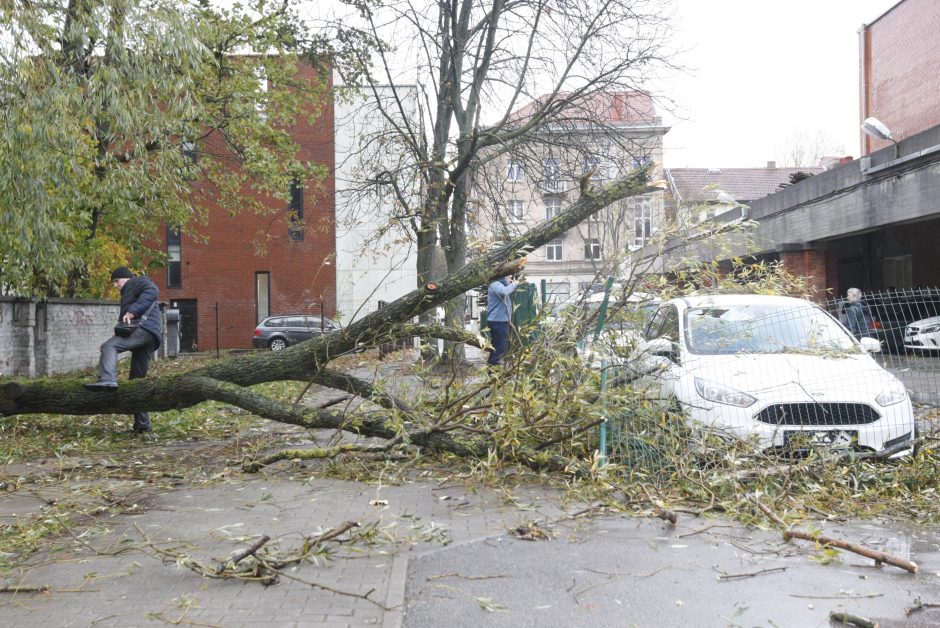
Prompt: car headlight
<box><xmin>694</xmin><ymin>377</ymin><xmax>757</xmax><ymax>407</ymax></box>
<box><xmin>875</xmin><ymin>387</ymin><xmax>908</xmax><ymax>407</ymax></box>
<box><xmin>920</xmin><ymin>324</ymin><xmax>940</xmax><ymax>334</ymax></box>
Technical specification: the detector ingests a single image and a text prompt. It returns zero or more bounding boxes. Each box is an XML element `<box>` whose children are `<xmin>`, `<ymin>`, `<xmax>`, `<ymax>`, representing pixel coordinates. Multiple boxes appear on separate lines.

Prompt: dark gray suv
<box><xmin>252</xmin><ymin>315</ymin><xmax>340</xmax><ymax>351</ymax></box>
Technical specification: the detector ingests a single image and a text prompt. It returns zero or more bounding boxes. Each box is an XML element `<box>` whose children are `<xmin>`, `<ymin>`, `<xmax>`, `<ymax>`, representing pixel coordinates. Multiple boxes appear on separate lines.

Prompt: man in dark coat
<box><xmin>85</xmin><ymin>266</ymin><xmax>163</xmax><ymax>434</ymax></box>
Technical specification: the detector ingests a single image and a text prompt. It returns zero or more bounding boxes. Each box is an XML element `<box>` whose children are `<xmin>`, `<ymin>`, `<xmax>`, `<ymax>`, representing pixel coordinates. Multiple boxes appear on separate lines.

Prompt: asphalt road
<box><xmin>402</xmin><ymin>514</ymin><xmax>940</xmax><ymax>628</ymax></box>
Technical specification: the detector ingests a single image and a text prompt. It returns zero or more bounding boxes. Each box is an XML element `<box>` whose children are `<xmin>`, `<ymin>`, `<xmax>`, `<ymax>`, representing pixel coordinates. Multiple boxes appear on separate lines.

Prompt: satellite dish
<box><xmin>861</xmin><ymin>117</ymin><xmax>893</xmax><ymax>141</ymax></box>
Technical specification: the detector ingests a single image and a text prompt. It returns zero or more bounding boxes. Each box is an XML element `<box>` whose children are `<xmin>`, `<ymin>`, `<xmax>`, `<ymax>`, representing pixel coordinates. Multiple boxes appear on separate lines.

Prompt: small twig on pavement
<box><xmin>426</xmin><ymin>572</ymin><xmax>507</xmax><ymax>581</ymax></box>
<box><xmin>223</xmin><ymin>535</ymin><xmax>270</xmax><ymax>571</ymax></box>
<box><xmin>829</xmin><ymin>610</ymin><xmax>879</xmax><ymax>627</ymax></box>
<box><xmin>0</xmin><ymin>585</ymin><xmax>49</xmax><ymax>594</ymax></box>
<box><xmin>904</xmin><ymin>597</ymin><xmax>940</xmax><ymax>615</ymax></box>
<box><xmin>716</xmin><ymin>566</ymin><xmax>787</xmax><ymax>580</ymax></box>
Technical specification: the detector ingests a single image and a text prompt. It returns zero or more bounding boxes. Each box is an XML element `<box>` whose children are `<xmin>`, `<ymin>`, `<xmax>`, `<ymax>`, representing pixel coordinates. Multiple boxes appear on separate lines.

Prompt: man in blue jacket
<box><xmin>85</xmin><ymin>266</ymin><xmax>163</xmax><ymax>434</ymax></box>
<box><xmin>486</xmin><ymin>274</ymin><xmax>517</xmax><ymax>367</ymax></box>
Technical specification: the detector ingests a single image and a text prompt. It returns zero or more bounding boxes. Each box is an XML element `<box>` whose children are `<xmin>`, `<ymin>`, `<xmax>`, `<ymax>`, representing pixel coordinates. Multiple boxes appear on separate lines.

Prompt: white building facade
<box><xmin>471</xmin><ymin>92</ymin><xmax>668</xmax><ymax>303</ymax></box>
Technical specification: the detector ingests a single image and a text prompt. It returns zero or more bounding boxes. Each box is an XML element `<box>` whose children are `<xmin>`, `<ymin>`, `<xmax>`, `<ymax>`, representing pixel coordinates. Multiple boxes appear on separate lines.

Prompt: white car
<box><xmin>904</xmin><ymin>316</ymin><xmax>940</xmax><ymax>352</ymax></box>
<box><xmin>631</xmin><ymin>294</ymin><xmax>915</xmax><ymax>457</ymax></box>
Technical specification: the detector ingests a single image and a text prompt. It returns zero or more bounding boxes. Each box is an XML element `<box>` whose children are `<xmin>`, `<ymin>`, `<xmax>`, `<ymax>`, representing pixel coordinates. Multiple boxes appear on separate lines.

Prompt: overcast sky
<box><xmin>660</xmin><ymin>0</ymin><xmax>901</xmax><ymax>168</ymax></box>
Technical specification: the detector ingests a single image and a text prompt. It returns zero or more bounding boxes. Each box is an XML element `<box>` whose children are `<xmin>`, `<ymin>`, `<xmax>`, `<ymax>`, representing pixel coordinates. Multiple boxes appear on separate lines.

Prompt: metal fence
<box><xmin>596</xmin><ymin>291</ymin><xmax>940</xmax><ymax>466</ymax></box>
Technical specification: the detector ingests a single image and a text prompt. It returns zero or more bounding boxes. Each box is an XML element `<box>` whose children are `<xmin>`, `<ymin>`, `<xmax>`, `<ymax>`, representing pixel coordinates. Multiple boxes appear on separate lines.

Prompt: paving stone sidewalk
<box><xmin>0</xmin><ymin>468</ymin><xmax>574</xmax><ymax>628</ymax></box>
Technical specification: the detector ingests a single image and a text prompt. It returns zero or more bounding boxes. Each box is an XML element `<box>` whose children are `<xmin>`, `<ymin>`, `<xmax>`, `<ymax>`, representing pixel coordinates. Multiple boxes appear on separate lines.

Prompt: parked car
<box><xmin>252</xmin><ymin>315</ymin><xmax>340</xmax><ymax>351</ymax></box>
<box><xmin>631</xmin><ymin>294</ymin><xmax>915</xmax><ymax>458</ymax></box>
<box><xmin>904</xmin><ymin>315</ymin><xmax>940</xmax><ymax>352</ymax></box>
<box><xmin>836</xmin><ymin>289</ymin><xmax>940</xmax><ymax>353</ymax></box>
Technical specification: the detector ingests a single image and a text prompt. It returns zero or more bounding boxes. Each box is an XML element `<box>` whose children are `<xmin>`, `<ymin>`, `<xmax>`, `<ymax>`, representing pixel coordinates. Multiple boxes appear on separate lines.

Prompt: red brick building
<box><xmin>150</xmin><ymin>62</ymin><xmax>336</xmax><ymax>351</ymax></box>
<box><xmin>859</xmin><ymin>0</ymin><xmax>940</xmax><ymax>154</ymax></box>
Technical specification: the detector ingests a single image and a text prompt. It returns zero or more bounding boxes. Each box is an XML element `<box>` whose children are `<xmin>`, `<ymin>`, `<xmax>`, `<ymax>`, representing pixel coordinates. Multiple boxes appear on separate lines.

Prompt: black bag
<box><xmin>114</xmin><ymin>301</ymin><xmax>157</xmax><ymax>337</ymax></box>
<box><xmin>113</xmin><ymin>322</ymin><xmax>140</xmax><ymax>337</ymax></box>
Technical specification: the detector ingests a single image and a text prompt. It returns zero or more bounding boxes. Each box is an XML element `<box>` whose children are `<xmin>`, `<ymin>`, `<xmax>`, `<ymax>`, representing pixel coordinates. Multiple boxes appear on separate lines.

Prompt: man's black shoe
<box><xmin>84</xmin><ymin>381</ymin><xmax>118</xmax><ymax>391</ymax></box>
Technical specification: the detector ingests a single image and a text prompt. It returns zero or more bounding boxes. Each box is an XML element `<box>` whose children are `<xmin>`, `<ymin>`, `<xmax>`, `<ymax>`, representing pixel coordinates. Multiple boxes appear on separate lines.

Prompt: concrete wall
<box><xmin>0</xmin><ymin>298</ymin><xmax>118</xmax><ymax>378</ymax></box>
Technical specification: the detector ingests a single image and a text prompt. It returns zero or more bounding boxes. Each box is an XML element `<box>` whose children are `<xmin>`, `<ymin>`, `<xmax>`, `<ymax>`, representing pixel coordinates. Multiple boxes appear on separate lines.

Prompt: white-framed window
<box><xmin>544</xmin><ymin>157</ymin><xmax>561</xmax><ymax>190</ymax></box>
<box><xmin>254</xmin><ymin>66</ymin><xmax>269</xmax><ymax>122</ymax></box>
<box><xmin>507</xmin><ymin>199</ymin><xmax>524</xmax><ymax>222</ymax></box>
<box><xmin>545</xmin><ymin>196</ymin><xmax>563</xmax><ymax>220</ymax></box>
<box><xmin>631</xmin><ymin>154</ymin><xmax>652</xmax><ymax>169</ymax></box>
<box><xmin>584</xmin><ymin>238</ymin><xmax>601</xmax><ymax>260</ymax></box>
<box><xmin>507</xmin><ymin>159</ymin><xmax>525</xmax><ymax>182</ymax></box>
<box><xmin>632</xmin><ymin>196</ymin><xmax>652</xmax><ymax>247</ymax></box>
<box><xmin>546</xmin><ymin>238</ymin><xmax>563</xmax><ymax>261</ymax></box>
<box><xmin>582</xmin><ymin>155</ymin><xmax>608</xmax><ymax>181</ymax></box>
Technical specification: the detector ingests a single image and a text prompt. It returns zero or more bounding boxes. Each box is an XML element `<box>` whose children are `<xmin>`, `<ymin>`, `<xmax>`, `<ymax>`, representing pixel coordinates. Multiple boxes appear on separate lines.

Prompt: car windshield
<box><xmin>685</xmin><ymin>303</ymin><xmax>858</xmax><ymax>355</ymax></box>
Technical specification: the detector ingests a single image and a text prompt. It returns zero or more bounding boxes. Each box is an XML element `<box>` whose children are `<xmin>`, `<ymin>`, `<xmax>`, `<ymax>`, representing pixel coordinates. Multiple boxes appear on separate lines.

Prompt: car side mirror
<box><xmin>646</xmin><ymin>337</ymin><xmax>679</xmax><ymax>362</ymax></box>
<box><xmin>859</xmin><ymin>337</ymin><xmax>882</xmax><ymax>353</ymax></box>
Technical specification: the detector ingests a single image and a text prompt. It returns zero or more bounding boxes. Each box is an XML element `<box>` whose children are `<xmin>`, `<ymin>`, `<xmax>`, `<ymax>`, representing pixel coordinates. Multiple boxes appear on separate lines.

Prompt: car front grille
<box><xmin>755</xmin><ymin>403</ymin><xmax>881</xmax><ymax>426</ymax></box>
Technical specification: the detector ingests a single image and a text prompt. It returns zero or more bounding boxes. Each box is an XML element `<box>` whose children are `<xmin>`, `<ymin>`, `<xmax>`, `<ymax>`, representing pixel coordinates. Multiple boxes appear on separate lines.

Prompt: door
<box><xmin>171</xmin><ymin>299</ymin><xmax>198</xmax><ymax>353</ymax></box>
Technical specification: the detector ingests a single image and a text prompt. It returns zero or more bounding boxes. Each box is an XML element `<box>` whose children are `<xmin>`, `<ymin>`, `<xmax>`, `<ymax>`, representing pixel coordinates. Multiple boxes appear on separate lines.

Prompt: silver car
<box><xmin>252</xmin><ymin>315</ymin><xmax>340</xmax><ymax>351</ymax></box>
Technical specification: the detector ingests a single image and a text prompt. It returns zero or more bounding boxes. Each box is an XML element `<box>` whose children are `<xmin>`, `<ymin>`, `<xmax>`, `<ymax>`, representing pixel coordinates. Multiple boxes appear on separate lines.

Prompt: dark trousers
<box><xmin>97</xmin><ymin>328</ymin><xmax>159</xmax><ymax>430</ymax></box>
<box><xmin>487</xmin><ymin>321</ymin><xmax>510</xmax><ymax>366</ymax></box>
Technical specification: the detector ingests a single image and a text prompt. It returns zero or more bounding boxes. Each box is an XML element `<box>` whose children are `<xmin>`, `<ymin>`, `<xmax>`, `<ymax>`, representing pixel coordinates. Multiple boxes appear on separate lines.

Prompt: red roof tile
<box><xmin>509</xmin><ymin>91</ymin><xmax>659</xmax><ymax>126</ymax></box>
<box><xmin>666</xmin><ymin>167</ymin><xmax>826</xmax><ymax>204</ymax></box>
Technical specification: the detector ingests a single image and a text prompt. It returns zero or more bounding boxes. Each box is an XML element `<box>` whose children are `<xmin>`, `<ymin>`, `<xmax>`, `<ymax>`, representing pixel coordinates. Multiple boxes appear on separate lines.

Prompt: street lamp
<box><xmin>861</xmin><ymin>116</ymin><xmax>899</xmax><ymax>159</ymax></box>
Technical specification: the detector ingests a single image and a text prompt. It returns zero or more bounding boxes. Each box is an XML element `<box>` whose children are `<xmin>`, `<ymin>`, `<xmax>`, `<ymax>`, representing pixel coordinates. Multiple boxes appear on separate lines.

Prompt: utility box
<box><xmin>165</xmin><ymin>308</ymin><xmax>180</xmax><ymax>358</ymax></box>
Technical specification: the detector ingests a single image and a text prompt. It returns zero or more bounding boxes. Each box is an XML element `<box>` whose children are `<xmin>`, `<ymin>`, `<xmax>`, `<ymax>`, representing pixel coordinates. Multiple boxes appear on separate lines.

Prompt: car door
<box><xmin>285</xmin><ymin>317</ymin><xmax>310</xmax><ymax>344</ymax></box>
<box><xmin>633</xmin><ymin>304</ymin><xmax>681</xmax><ymax>401</ymax></box>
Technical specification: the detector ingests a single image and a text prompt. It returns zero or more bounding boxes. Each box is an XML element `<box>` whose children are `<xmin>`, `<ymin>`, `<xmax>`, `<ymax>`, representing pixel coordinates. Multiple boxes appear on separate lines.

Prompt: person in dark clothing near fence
<box><xmin>486</xmin><ymin>274</ymin><xmax>518</xmax><ymax>367</ymax></box>
<box><xmin>85</xmin><ymin>266</ymin><xmax>163</xmax><ymax>434</ymax></box>
<box><xmin>844</xmin><ymin>287</ymin><xmax>872</xmax><ymax>340</ymax></box>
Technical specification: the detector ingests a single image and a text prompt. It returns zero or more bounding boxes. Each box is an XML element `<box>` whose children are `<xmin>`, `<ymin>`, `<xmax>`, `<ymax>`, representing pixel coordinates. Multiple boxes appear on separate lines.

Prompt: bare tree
<box><xmin>776</xmin><ymin>129</ymin><xmax>844</xmax><ymax>167</ymax></box>
<box><xmin>317</xmin><ymin>0</ymin><xmax>677</xmax><ymax>360</ymax></box>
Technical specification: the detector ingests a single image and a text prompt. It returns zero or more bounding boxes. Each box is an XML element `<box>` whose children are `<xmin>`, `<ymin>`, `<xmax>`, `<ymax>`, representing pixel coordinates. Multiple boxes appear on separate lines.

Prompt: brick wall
<box><xmin>779</xmin><ymin>249</ymin><xmax>828</xmax><ymax>302</ymax></box>
<box><xmin>860</xmin><ymin>0</ymin><xmax>940</xmax><ymax>154</ymax></box>
<box><xmin>0</xmin><ymin>298</ymin><xmax>119</xmax><ymax>377</ymax></box>
<box><xmin>149</xmin><ymin>61</ymin><xmax>337</xmax><ymax>351</ymax></box>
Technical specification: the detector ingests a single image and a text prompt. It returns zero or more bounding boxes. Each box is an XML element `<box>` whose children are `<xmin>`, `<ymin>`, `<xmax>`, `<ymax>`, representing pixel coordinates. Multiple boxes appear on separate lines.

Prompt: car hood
<box><xmin>679</xmin><ymin>352</ymin><xmax>903</xmax><ymax>400</ymax></box>
<box><xmin>909</xmin><ymin>316</ymin><xmax>940</xmax><ymax>328</ymax></box>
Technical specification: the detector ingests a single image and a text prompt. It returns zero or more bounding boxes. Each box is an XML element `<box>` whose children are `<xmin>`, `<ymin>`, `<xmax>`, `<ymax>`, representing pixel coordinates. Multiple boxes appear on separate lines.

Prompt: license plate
<box><xmin>784</xmin><ymin>430</ymin><xmax>857</xmax><ymax>450</ymax></box>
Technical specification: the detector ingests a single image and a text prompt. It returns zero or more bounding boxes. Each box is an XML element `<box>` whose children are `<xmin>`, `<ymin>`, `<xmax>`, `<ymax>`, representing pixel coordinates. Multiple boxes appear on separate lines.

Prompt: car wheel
<box><xmin>269</xmin><ymin>337</ymin><xmax>288</xmax><ymax>352</ymax></box>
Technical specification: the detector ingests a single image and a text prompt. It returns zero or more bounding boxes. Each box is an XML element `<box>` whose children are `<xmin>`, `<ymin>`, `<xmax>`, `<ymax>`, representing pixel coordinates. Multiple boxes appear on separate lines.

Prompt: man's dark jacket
<box><xmin>120</xmin><ymin>276</ymin><xmax>162</xmax><ymax>348</ymax></box>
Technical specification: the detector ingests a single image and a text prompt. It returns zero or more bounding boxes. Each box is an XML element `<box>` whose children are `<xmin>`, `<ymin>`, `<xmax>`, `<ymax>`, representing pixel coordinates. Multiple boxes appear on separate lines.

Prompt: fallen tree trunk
<box><xmin>1</xmin><ymin>167</ymin><xmax>656</xmax><ymax>465</ymax></box>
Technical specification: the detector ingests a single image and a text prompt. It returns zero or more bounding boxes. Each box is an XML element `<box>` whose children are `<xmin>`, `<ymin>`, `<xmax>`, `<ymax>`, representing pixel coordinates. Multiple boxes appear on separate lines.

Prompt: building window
<box><xmin>584</xmin><ymin>238</ymin><xmax>601</xmax><ymax>260</ymax></box>
<box><xmin>181</xmin><ymin>140</ymin><xmax>197</xmax><ymax>163</ymax></box>
<box><xmin>546</xmin><ymin>238</ymin><xmax>563</xmax><ymax>261</ymax></box>
<box><xmin>508</xmin><ymin>199</ymin><xmax>524</xmax><ymax>222</ymax></box>
<box><xmin>544</xmin><ymin>157</ymin><xmax>561</xmax><ymax>190</ymax></box>
<box><xmin>255</xmin><ymin>66</ymin><xmax>268</xmax><ymax>121</ymax></box>
<box><xmin>507</xmin><ymin>159</ymin><xmax>525</xmax><ymax>182</ymax></box>
<box><xmin>166</xmin><ymin>225</ymin><xmax>182</xmax><ymax>288</ymax></box>
<box><xmin>545</xmin><ymin>196</ymin><xmax>563</xmax><ymax>220</ymax></box>
<box><xmin>546</xmin><ymin>281</ymin><xmax>570</xmax><ymax>302</ymax></box>
<box><xmin>884</xmin><ymin>255</ymin><xmax>912</xmax><ymax>289</ymax></box>
<box><xmin>288</xmin><ymin>179</ymin><xmax>304</xmax><ymax>241</ymax></box>
<box><xmin>633</xmin><ymin>197</ymin><xmax>652</xmax><ymax>247</ymax></box>
<box><xmin>582</xmin><ymin>155</ymin><xmax>607</xmax><ymax>181</ymax></box>
<box><xmin>631</xmin><ymin>154</ymin><xmax>652</xmax><ymax>169</ymax></box>
<box><xmin>256</xmin><ymin>272</ymin><xmax>270</xmax><ymax>323</ymax></box>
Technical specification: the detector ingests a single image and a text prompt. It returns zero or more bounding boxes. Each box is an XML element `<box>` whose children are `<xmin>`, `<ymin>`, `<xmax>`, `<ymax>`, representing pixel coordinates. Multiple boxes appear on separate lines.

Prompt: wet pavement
<box><xmin>3</xmin><ymin>459</ymin><xmax>940</xmax><ymax>628</ymax></box>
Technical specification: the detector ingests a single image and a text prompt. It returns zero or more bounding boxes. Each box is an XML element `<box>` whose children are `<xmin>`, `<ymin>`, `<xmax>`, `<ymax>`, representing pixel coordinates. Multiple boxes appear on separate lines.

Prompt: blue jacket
<box><xmin>487</xmin><ymin>277</ymin><xmax>517</xmax><ymax>323</ymax></box>
<box><xmin>120</xmin><ymin>276</ymin><xmax>162</xmax><ymax>347</ymax></box>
